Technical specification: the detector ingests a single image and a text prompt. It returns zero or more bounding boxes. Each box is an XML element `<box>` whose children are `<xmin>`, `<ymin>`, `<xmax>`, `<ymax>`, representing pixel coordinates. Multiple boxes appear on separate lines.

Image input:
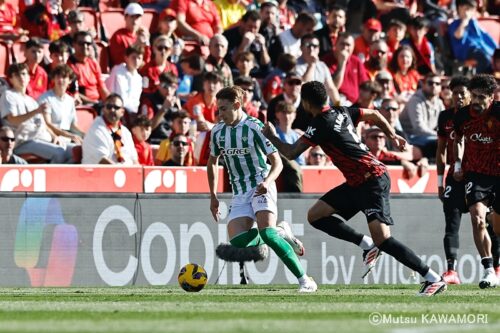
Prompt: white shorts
<box><xmin>227</xmin><ymin>181</ymin><xmax>278</xmax><ymax>221</ymax></box>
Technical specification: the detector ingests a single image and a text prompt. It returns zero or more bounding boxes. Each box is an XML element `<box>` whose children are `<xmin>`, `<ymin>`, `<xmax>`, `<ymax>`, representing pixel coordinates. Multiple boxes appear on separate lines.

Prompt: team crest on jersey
<box><xmin>242</xmin><ymin>136</ymin><xmax>248</xmax><ymax>142</ymax></box>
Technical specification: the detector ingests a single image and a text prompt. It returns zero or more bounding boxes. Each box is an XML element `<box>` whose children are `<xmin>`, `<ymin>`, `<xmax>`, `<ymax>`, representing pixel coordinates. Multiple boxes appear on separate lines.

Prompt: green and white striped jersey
<box><xmin>210</xmin><ymin>114</ymin><xmax>277</xmax><ymax>195</ymax></box>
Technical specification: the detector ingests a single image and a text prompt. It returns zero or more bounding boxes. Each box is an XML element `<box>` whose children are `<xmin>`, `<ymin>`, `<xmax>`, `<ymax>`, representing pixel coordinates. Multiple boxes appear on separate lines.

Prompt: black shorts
<box><xmin>320</xmin><ymin>172</ymin><xmax>394</xmax><ymax>225</ymax></box>
<box><xmin>443</xmin><ymin>176</ymin><xmax>468</xmax><ymax>213</ymax></box>
<box><xmin>464</xmin><ymin>172</ymin><xmax>499</xmax><ymax>212</ymax></box>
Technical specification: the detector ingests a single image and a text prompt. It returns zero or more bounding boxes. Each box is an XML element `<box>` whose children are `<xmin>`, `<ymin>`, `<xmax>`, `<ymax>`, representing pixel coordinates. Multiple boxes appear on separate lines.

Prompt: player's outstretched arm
<box><xmin>263</xmin><ymin>123</ymin><xmax>310</xmax><ymax>160</ymax></box>
<box><xmin>207</xmin><ymin>154</ymin><xmax>221</xmax><ymax>222</ymax></box>
<box><xmin>360</xmin><ymin>109</ymin><xmax>407</xmax><ymax>151</ymax></box>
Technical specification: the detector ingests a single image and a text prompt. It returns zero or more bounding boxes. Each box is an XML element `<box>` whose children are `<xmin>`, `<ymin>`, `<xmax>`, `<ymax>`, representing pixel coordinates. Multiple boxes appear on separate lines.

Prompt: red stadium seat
<box><xmin>95</xmin><ymin>41</ymin><xmax>110</xmax><ymax>74</ymax></box>
<box><xmin>79</xmin><ymin>7</ymin><xmax>100</xmax><ymax>38</ymax></box>
<box><xmin>76</xmin><ymin>106</ymin><xmax>97</xmax><ymax>133</ymax></box>
<box><xmin>0</xmin><ymin>42</ymin><xmax>10</xmax><ymax>77</ymax></box>
<box><xmin>99</xmin><ymin>0</ymin><xmax>121</xmax><ymax>12</ymax></box>
<box><xmin>142</xmin><ymin>9</ymin><xmax>159</xmax><ymax>33</ymax></box>
<box><xmin>100</xmin><ymin>9</ymin><xmax>125</xmax><ymax>41</ymax></box>
<box><xmin>477</xmin><ymin>17</ymin><xmax>500</xmax><ymax>44</ymax></box>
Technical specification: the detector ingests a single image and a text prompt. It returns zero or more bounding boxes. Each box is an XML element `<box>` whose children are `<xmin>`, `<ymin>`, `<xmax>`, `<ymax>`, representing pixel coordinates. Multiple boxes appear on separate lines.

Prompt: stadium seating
<box><xmin>142</xmin><ymin>9</ymin><xmax>159</xmax><ymax>33</ymax></box>
<box><xmin>477</xmin><ymin>17</ymin><xmax>500</xmax><ymax>44</ymax></box>
<box><xmin>0</xmin><ymin>42</ymin><xmax>10</xmax><ymax>77</ymax></box>
<box><xmin>100</xmin><ymin>9</ymin><xmax>125</xmax><ymax>41</ymax></box>
<box><xmin>95</xmin><ymin>41</ymin><xmax>110</xmax><ymax>74</ymax></box>
<box><xmin>76</xmin><ymin>106</ymin><xmax>97</xmax><ymax>133</ymax></box>
<box><xmin>79</xmin><ymin>7</ymin><xmax>100</xmax><ymax>39</ymax></box>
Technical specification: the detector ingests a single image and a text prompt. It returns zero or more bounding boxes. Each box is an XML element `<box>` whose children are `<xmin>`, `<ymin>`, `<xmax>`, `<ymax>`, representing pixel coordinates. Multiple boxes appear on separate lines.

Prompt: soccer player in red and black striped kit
<box><xmin>437</xmin><ymin>76</ymin><xmax>500</xmax><ymax>285</ymax></box>
<box><xmin>264</xmin><ymin>81</ymin><xmax>446</xmax><ymax>296</ymax></box>
<box><xmin>453</xmin><ymin>74</ymin><xmax>500</xmax><ymax>289</ymax></box>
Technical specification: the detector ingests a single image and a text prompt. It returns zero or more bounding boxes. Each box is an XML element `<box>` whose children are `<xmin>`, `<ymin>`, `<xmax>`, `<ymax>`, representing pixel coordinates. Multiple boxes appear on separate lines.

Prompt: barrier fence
<box><xmin>0</xmin><ymin>193</ymin><xmax>483</xmax><ymax>287</ymax></box>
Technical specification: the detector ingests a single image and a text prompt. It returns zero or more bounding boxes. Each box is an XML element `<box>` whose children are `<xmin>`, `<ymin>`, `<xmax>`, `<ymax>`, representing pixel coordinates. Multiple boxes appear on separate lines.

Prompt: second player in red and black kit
<box><xmin>452</xmin><ymin>74</ymin><xmax>499</xmax><ymax>288</ymax></box>
<box><xmin>264</xmin><ymin>81</ymin><xmax>446</xmax><ymax>296</ymax></box>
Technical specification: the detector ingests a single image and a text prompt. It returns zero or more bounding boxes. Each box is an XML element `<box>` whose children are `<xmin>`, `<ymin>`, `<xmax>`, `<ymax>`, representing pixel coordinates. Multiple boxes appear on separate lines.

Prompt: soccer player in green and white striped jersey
<box><xmin>207</xmin><ymin>86</ymin><xmax>317</xmax><ymax>292</ymax></box>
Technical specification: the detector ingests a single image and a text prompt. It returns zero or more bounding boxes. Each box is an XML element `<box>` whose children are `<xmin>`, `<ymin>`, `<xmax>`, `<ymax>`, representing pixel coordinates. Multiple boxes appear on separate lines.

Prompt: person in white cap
<box><xmin>109</xmin><ymin>2</ymin><xmax>150</xmax><ymax>67</ymax></box>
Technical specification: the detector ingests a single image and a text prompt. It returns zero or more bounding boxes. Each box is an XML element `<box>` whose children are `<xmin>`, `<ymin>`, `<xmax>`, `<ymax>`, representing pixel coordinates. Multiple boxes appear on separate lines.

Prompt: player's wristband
<box><xmin>437</xmin><ymin>175</ymin><xmax>443</xmax><ymax>186</ymax></box>
<box><xmin>454</xmin><ymin>161</ymin><xmax>462</xmax><ymax>172</ymax></box>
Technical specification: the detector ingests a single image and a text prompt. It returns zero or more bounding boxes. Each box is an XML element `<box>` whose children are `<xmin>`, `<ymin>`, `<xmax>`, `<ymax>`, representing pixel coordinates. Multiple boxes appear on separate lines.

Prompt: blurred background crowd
<box><xmin>0</xmin><ymin>0</ymin><xmax>498</xmax><ymax>190</ymax></box>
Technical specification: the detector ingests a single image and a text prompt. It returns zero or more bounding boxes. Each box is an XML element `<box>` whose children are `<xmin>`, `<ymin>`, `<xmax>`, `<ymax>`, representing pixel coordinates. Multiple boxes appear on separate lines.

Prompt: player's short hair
<box><xmin>449</xmin><ymin>76</ymin><xmax>470</xmax><ymax>91</ymax></box>
<box><xmin>132</xmin><ymin>115</ymin><xmax>152</xmax><ymax>128</ymax></box>
<box><xmin>216</xmin><ymin>86</ymin><xmax>245</xmax><ymax>105</ymax></box>
<box><xmin>7</xmin><ymin>63</ymin><xmax>28</xmax><ymax>78</ymax></box>
<box><xmin>469</xmin><ymin>74</ymin><xmax>497</xmax><ymax>95</ymax></box>
<box><xmin>300</xmin><ymin>81</ymin><xmax>328</xmax><ymax>108</ymax></box>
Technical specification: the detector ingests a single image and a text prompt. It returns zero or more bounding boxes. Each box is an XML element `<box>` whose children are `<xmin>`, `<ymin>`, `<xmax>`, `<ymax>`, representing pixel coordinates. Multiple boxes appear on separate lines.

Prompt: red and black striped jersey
<box><xmin>437</xmin><ymin>107</ymin><xmax>458</xmax><ymax>177</ymax></box>
<box><xmin>453</xmin><ymin>102</ymin><xmax>499</xmax><ymax>177</ymax></box>
<box><xmin>300</xmin><ymin>106</ymin><xmax>386</xmax><ymax>186</ymax></box>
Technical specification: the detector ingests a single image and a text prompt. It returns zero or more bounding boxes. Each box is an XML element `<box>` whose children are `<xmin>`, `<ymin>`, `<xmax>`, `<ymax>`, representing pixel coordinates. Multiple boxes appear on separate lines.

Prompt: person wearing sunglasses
<box><xmin>0</xmin><ymin>126</ymin><xmax>27</xmax><ymax>165</ymax></box>
<box><xmin>140</xmin><ymin>35</ymin><xmax>178</xmax><ymax>94</ymax></box>
<box><xmin>400</xmin><ymin>72</ymin><xmax>444</xmax><ymax>159</ymax></box>
<box><xmin>163</xmin><ymin>134</ymin><xmax>190</xmax><ymax>166</ymax></box>
<box><xmin>82</xmin><ymin>93</ymin><xmax>138</xmax><ymax>165</ymax></box>
<box><xmin>296</xmin><ymin>34</ymin><xmax>340</xmax><ymax>107</ymax></box>
<box><xmin>68</xmin><ymin>31</ymin><xmax>110</xmax><ymax>106</ymax></box>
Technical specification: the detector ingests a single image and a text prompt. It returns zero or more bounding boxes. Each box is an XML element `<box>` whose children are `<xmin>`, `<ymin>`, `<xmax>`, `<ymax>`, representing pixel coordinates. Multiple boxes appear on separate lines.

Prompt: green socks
<box><xmin>230</xmin><ymin>228</ymin><xmax>264</xmax><ymax>248</ymax></box>
<box><xmin>259</xmin><ymin>227</ymin><xmax>304</xmax><ymax>278</ymax></box>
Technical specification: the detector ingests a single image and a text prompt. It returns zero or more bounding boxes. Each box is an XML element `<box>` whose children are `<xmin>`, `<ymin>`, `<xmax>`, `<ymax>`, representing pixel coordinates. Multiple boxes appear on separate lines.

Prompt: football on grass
<box><xmin>178</xmin><ymin>263</ymin><xmax>208</xmax><ymax>292</ymax></box>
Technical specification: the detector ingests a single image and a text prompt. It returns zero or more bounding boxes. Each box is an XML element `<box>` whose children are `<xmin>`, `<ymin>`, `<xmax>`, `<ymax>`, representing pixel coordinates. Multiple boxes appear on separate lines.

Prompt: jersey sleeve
<box><xmin>252</xmin><ymin>126</ymin><xmax>277</xmax><ymax>156</ymax></box>
<box><xmin>347</xmin><ymin>107</ymin><xmax>362</xmax><ymax>125</ymax></box>
<box><xmin>210</xmin><ymin>128</ymin><xmax>221</xmax><ymax>157</ymax></box>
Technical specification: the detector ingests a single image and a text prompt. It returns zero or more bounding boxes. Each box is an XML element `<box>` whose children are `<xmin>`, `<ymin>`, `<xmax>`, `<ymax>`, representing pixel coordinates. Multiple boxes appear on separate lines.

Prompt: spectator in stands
<box><xmin>326</xmin><ymin>32</ymin><xmax>369</xmax><ymax>106</ymax></box>
<box><xmin>59</xmin><ymin>10</ymin><xmax>93</xmax><ymax>54</ymax></box>
<box><xmin>386</xmin><ymin>19</ymin><xmax>406</xmax><ymax>58</ymax></box>
<box><xmin>82</xmin><ymin>93</ymin><xmax>138</xmax><ymax>165</ymax></box>
<box><xmin>365</xmin><ymin>39</ymin><xmax>390</xmax><ymax>80</ymax></box>
<box><xmin>131</xmin><ymin>115</ymin><xmax>154</xmax><ymax>166</ymax></box>
<box><xmin>277</xmin><ymin>0</ymin><xmax>295</xmax><ymax>31</ymax></box>
<box><xmin>259</xmin><ymin>1</ymin><xmax>280</xmax><ymax>50</ymax></box>
<box><xmin>263</xmin><ymin>53</ymin><xmax>296</xmax><ymax>103</ymax></box>
<box><xmin>374</xmin><ymin>70</ymin><xmax>397</xmax><ymax>107</ymax></box>
<box><xmin>0</xmin><ymin>63</ymin><xmax>73</xmax><ymax>163</ymax></box>
<box><xmin>0</xmin><ymin>0</ymin><xmax>22</xmax><ymax>39</ymax></box>
<box><xmin>175</xmin><ymin>0</ymin><xmax>222</xmax><ymax>45</ymax></box>
<box><xmin>295</xmin><ymin>34</ymin><xmax>340</xmax><ymax>106</ymax></box>
<box><xmin>184</xmin><ymin>72</ymin><xmax>224</xmax><ymax>131</ymax></box>
<box><xmin>353</xmin><ymin>18</ymin><xmax>382</xmax><ymax>62</ymax></box>
<box><xmin>403</xmin><ymin>16</ymin><xmax>436</xmax><ymax>75</ymax></box>
<box><xmin>141</xmin><ymin>72</ymin><xmax>181</xmax><ymax>144</ymax></box>
<box><xmin>106</xmin><ymin>45</ymin><xmax>144</xmax><ymax>121</ymax></box>
<box><xmin>39</xmin><ymin>64</ymin><xmax>83</xmax><ymax>145</ymax></box>
<box><xmin>21</xmin><ymin>0</ymin><xmax>68</xmax><ymax>41</ymax></box>
<box><xmin>449</xmin><ymin>0</ymin><xmax>498</xmax><ymax>74</ymax></box>
<box><xmin>140</xmin><ymin>35</ymin><xmax>178</xmax><ymax>95</ymax></box>
<box><xmin>379</xmin><ymin>98</ymin><xmax>407</xmax><ymax>140</ymax></box>
<box><xmin>274</xmin><ymin>100</ymin><xmax>303</xmax><ymax>192</ymax></box>
<box><xmin>0</xmin><ymin>126</ymin><xmax>27</xmax><ymax>165</ymax></box>
<box><xmin>163</xmin><ymin>133</ymin><xmax>190</xmax><ymax>166</ymax></box>
<box><xmin>151</xmin><ymin>8</ymin><xmax>180</xmax><ymax>50</ymax></box>
<box><xmin>45</xmin><ymin>40</ymin><xmax>70</xmax><ymax>73</ymax></box>
<box><xmin>155</xmin><ymin>111</ymin><xmax>195</xmax><ymax>165</ymax></box>
<box><xmin>270</xmin><ymin>12</ymin><xmax>316</xmax><ymax>64</ymax></box>
<box><xmin>177</xmin><ymin>54</ymin><xmax>205</xmax><ymax>101</ymax></box>
<box><xmin>306</xmin><ymin>145</ymin><xmax>330</xmax><ymax>166</ymax></box>
<box><xmin>224</xmin><ymin>10</ymin><xmax>272</xmax><ymax>78</ymax></box>
<box><xmin>352</xmin><ymin>81</ymin><xmax>382</xmax><ymax>109</ymax></box>
<box><xmin>400</xmin><ymin>73</ymin><xmax>444</xmax><ymax>158</ymax></box>
<box><xmin>233</xmin><ymin>52</ymin><xmax>267</xmax><ymax>112</ymax></box>
<box><xmin>364</xmin><ymin>126</ymin><xmax>427</xmax><ymax>180</ymax></box>
<box><xmin>317</xmin><ymin>4</ymin><xmax>346</xmax><ymax>59</ymax></box>
<box><xmin>215</xmin><ymin>0</ymin><xmax>246</xmax><ymax>30</ymax></box>
<box><xmin>233</xmin><ymin>76</ymin><xmax>260</xmax><ymax>119</ymax></box>
<box><xmin>68</xmin><ymin>31</ymin><xmax>110</xmax><ymax>106</ymax></box>
<box><xmin>373</xmin><ymin>0</ymin><xmax>416</xmax><ymax>28</ymax></box>
<box><xmin>25</xmin><ymin>38</ymin><xmax>48</xmax><ymax>100</ymax></box>
<box><xmin>109</xmin><ymin>3</ymin><xmax>151</xmax><ymax>67</ymax></box>
<box><xmin>196</xmin><ymin>34</ymin><xmax>233</xmax><ymax>90</ymax></box>
<box><xmin>389</xmin><ymin>45</ymin><xmax>420</xmax><ymax>103</ymax></box>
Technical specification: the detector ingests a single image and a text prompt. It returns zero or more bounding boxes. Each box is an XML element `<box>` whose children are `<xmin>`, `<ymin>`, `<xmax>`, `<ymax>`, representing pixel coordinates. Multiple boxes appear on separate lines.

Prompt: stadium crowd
<box><xmin>0</xmin><ymin>0</ymin><xmax>498</xmax><ymax>181</ymax></box>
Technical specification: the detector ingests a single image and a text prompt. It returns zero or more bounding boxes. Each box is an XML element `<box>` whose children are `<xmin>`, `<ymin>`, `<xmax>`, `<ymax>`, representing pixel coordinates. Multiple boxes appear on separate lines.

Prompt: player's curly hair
<box><xmin>469</xmin><ymin>74</ymin><xmax>497</xmax><ymax>96</ymax></box>
<box><xmin>216</xmin><ymin>86</ymin><xmax>245</xmax><ymax>105</ymax></box>
<box><xmin>300</xmin><ymin>81</ymin><xmax>328</xmax><ymax>108</ymax></box>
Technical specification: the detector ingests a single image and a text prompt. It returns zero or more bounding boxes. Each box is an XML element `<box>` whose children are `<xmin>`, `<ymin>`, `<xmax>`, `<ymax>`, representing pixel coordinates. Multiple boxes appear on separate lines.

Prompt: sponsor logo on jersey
<box><xmin>470</xmin><ymin>133</ymin><xmax>493</xmax><ymax>144</ymax></box>
<box><xmin>305</xmin><ymin>126</ymin><xmax>316</xmax><ymax>137</ymax></box>
<box><xmin>222</xmin><ymin>148</ymin><xmax>251</xmax><ymax>156</ymax></box>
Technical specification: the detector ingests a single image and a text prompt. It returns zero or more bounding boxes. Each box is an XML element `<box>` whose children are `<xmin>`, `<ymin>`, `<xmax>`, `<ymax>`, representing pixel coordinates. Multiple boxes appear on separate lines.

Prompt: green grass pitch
<box><xmin>0</xmin><ymin>285</ymin><xmax>498</xmax><ymax>333</ymax></box>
